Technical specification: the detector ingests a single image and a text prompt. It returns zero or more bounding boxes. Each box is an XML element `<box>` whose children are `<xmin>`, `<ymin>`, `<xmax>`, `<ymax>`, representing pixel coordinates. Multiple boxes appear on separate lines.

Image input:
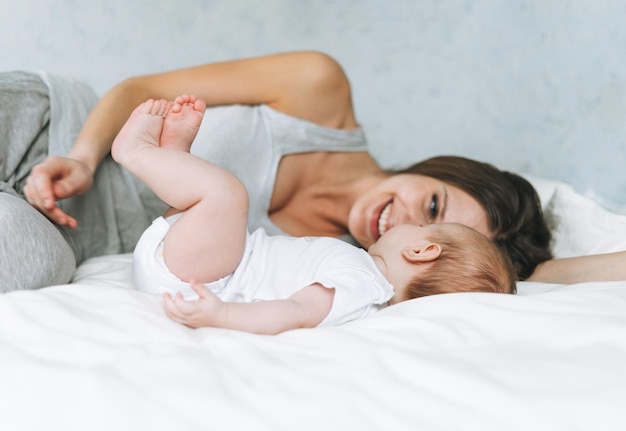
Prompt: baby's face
<box><xmin>368</xmin><ymin>223</ymin><xmax>476</xmax><ymax>303</ymax></box>
<box><xmin>367</xmin><ymin>224</ymin><xmax>425</xmax><ymax>256</ymax></box>
<box><xmin>368</xmin><ymin>223</ymin><xmax>462</xmax><ymax>257</ymax></box>
<box><xmin>370</xmin><ymin>223</ymin><xmax>512</xmax><ymax>302</ymax></box>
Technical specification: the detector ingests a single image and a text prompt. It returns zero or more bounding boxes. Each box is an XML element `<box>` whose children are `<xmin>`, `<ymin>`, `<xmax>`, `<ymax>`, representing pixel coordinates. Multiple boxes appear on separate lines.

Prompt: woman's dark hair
<box><xmin>392</xmin><ymin>155</ymin><xmax>553</xmax><ymax>280</ymax></box>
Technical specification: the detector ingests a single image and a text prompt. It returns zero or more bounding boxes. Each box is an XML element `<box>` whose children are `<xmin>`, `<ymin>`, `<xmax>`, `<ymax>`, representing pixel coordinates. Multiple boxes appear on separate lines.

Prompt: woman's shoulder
<box><xmin>266</xmin><ymin>51</ymin><xmax>360</xmax><ymax>131</ymax></box>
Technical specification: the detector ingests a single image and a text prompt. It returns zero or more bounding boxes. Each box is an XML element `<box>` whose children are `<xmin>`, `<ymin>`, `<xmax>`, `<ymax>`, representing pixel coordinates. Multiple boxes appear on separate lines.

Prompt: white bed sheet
<box><xmin>1</xmin><ymin>178</ymin><xmax>626</xmax><ymax>431</ymax></box>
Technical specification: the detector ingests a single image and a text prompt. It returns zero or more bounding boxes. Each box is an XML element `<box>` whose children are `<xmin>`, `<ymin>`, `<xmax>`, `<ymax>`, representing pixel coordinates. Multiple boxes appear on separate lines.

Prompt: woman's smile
<box><xmin>374</xmin><ymin>200</ymin><xmax>393</xmax><ymax>238</ymax></box>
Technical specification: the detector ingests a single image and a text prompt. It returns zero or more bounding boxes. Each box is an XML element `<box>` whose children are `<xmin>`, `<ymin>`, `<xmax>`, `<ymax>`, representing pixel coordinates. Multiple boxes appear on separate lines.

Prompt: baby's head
<box><xmin>368</xmin><ymin>223</ymin><xmax>516</xmax><ymax>305</ymax></box>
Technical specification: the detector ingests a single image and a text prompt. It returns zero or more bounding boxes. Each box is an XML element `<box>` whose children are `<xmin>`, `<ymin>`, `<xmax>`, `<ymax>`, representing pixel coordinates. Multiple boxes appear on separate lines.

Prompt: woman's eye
<box><xmin>429</xmin><ymin>194</ymin><xmax>439</xmax><ymax>219</ymax></box>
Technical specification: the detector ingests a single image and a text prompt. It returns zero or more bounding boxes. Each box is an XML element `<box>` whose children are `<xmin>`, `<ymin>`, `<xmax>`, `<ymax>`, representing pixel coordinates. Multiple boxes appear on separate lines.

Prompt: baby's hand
<box><xmin>163</xmin><ymin>280</ymin><xmax>225</xmax><ymax>328</ymax></box>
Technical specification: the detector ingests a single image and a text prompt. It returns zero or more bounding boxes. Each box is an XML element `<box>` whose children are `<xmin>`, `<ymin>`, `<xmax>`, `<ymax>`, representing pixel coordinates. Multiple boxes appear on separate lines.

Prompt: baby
<box><xmin>111</xmin><ymin>95</ymin><xmax>516</xmax><ymax>334</ymax></box>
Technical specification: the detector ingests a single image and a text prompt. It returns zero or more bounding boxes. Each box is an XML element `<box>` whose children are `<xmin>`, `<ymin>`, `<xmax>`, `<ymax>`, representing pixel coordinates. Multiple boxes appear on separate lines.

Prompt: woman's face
<box><xmin>348</xmin><ymin>174</ymin><xmax>491</xmax><ymax>248</ymax></box>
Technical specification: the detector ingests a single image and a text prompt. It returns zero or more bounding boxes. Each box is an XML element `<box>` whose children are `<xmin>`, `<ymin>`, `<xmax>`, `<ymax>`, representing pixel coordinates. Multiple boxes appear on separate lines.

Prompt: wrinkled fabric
<box><xmin>0</xmin><ymin>71</ymin><xmax>165</xmax><ymax>291</ymax></box>
<box><xmin>0</xmin><ymin>192</ymin><xmax>75</xmax><ymax>291</ymax></box>
<box><xmin>0</xmin><ymin>72</ymin><xmax>50</xmax><ymax>197</ymax></box>
<box><xmin>0</xmin><ymin>72</ymin><xmax>74</xmax><ymax>290</ymax></box>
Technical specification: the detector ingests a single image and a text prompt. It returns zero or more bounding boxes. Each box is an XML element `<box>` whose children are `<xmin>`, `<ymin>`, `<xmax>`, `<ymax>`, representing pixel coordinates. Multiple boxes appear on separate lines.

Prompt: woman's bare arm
<box><xmin>75</xmin><ymin>50</ymin><xmax>355</xmax><ymax>168</ymax></box>
<box><xmin>526</xmin><ymin>251</ymin><xmax>626</xmax><ymax>284</ymax></box>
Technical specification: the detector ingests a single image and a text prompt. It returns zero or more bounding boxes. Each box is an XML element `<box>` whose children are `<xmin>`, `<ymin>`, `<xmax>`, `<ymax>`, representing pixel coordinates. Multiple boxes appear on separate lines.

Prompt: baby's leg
<box><xmin>160</xmin><ymin>94</ymin><xmax>206</xmax><ymax>152</ymax></box>
<box><xmin>113</xmin><ymin>98</ymin><xmax>248</xmax><ymax>284</ymax></box>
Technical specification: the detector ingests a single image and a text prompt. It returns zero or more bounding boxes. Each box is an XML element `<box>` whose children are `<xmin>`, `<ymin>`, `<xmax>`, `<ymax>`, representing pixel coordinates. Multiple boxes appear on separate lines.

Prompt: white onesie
<box><xmin>133</xmin><ymin>215</ymin><xmax>395</xmax><ymax>327</ymax></box>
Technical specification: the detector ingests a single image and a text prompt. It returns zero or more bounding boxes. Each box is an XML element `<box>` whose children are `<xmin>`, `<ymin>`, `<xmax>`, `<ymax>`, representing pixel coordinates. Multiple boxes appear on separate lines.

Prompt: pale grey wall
<box><xmin>2</xmin><ymin>0</ymin><xmax>625</xmax><ymax>207</ymax></box>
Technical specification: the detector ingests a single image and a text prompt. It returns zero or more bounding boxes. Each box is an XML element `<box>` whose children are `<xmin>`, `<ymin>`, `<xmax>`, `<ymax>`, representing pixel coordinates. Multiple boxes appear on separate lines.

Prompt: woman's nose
<box><xmin>400</xmin><ymin>210</ymin><xmax>426</xmax><ymax>227</ymax></box>
<box><xmin>398</xmin><ymin>218</ymin><xmax>427</xmax><ymax>230</ymax></box>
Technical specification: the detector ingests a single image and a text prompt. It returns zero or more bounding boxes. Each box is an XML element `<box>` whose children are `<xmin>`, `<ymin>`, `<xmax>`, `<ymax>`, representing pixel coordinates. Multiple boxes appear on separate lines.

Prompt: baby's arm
<box><xmin>163</xmin><ymin>281</ymin><xmax>335</xmax><ymax>335</ymax></box>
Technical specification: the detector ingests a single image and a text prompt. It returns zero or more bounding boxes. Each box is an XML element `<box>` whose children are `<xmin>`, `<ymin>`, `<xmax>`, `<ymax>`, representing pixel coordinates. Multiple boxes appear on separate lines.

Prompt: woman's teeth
<box><xmin>378</xmin><ymin>202</ymin><xmax>391</xmax><ymax>236</ymax></box>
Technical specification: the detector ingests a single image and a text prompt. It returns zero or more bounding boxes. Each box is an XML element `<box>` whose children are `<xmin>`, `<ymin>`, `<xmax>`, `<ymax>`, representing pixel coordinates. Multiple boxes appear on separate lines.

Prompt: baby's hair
<box><xmin>403</xmin><ymin>226</ymin><xmax>516</xmax><ymax>300</ymax></box>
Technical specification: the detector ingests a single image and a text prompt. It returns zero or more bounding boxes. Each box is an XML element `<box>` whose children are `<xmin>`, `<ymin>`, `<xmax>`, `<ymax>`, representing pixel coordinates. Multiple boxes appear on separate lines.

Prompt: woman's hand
<box><xmin>163</xmin><ymin>280</ymin><xmax>225</xmax><ymax>328</ymax></box>
<box><xmin>23</xmin><ymin>155</ymin><xmax>94</xmax><ymax>228</ymax></box>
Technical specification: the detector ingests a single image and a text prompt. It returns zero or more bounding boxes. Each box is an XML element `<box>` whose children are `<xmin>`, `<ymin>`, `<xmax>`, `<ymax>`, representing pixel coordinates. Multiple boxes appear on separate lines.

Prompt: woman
<box><xmin>14</xmin><ymin>51</ymin><xmax>625</xmax><ymax>289</ymax></box>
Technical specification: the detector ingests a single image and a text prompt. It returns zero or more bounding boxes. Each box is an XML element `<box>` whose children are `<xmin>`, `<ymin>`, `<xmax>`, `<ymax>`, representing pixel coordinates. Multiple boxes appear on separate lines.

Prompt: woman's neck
<box><xmin>269</xmin><ymin>151</ymin><xmax>384</xmax><ymax>238</ymax></box>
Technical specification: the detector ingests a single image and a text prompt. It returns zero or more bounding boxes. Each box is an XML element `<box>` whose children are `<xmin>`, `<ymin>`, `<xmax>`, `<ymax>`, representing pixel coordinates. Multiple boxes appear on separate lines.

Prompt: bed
<box><xmin>1</xmin><ymin>174</ymin><xmax>625</xmax><ymax>431</ymax></box>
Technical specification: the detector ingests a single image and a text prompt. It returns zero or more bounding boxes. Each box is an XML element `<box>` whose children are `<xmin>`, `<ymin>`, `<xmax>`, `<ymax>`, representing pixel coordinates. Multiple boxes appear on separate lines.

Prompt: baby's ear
<box><xmin>401</xmin><ymin>242</ymin><xmax>442</xmax><ymax>263</ymax></box>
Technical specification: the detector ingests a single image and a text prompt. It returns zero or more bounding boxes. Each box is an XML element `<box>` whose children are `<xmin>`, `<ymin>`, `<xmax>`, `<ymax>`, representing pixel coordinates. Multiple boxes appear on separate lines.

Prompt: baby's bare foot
<box><xmin>111</xmin><ymin>98</ymin><xmax>172</xmax><ymax>166</ymax></box>
<box><xmin>160</xmin><ymin>94</ymin><xmax>206</xmax><ymax>152</ymax></box>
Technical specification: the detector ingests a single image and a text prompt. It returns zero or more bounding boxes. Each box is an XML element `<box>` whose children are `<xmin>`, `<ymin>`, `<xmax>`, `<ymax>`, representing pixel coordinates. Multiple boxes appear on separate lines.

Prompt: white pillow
<box><xmin>544</xmin><ymin>185</ymin><xmax>626</xmax><ymax>258</ymax></box>
<box><xmin>523</xmin><ymin>174</ymin><xmax>626</xmax><ymax>258</ymax></box>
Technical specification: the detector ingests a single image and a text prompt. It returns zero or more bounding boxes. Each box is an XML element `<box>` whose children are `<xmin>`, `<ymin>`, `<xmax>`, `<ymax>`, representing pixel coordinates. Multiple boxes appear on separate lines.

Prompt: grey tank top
<box><xmin>190</xmin><ymin>105</ymin><xmax>368</xmax><ymax>236</ymax></box>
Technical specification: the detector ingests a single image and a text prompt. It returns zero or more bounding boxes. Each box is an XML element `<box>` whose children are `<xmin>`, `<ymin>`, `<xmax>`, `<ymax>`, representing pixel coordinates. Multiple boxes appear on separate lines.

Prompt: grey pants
<box><xmin>0</xmin><ymin>193</ymin><xmax>75</xmax><ymax>292</ymax></box>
